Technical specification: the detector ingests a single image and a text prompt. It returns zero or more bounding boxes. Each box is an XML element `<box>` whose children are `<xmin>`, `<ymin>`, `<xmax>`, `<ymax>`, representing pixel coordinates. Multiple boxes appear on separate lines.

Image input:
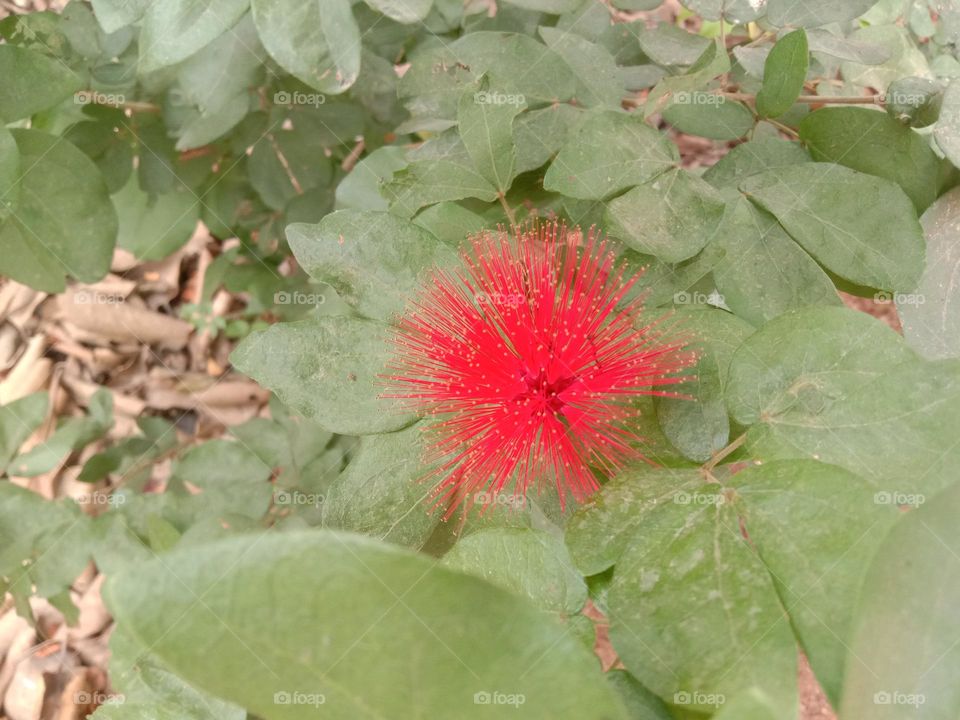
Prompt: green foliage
<box><xmin>4</xmin><ymin>2</ymin><xmax>960</xmax><ymax>718</ymax></box>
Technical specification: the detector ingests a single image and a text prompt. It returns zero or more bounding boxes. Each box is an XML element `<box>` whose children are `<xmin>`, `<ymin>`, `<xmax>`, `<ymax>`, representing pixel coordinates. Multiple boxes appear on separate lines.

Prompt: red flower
<box><xmin>384</xmin><ymin>223</ymin><xmax>694</xmax><ymax>516</ymax></box>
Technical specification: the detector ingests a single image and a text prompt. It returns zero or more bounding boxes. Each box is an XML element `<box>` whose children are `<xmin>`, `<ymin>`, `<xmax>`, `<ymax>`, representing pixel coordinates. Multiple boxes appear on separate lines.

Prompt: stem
<box><xmin>702</xmin><ymin>432</ymin><xmax>747</xmax><ymax>474</ymax></box>
<box><xmin>721</xmin><ymin>91</ymin><xmax>884</xmax><ymax>106</ymax></box>
<box><xmin>765</xmin><ymin>118</ymin><xmax>800</xmax><ymax>138</ymax></box>
<box><xmin>497</xmin><ymin>192</ymin><xmax>517</xmax><ymax>228</ymax></box>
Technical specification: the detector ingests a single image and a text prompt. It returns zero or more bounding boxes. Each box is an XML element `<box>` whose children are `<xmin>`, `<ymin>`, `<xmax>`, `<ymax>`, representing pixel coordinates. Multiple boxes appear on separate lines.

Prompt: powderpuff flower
<box><xmin>384</xmin><ymin>222</ymin><xmax>694</xmax><ymax>516</ymax></box>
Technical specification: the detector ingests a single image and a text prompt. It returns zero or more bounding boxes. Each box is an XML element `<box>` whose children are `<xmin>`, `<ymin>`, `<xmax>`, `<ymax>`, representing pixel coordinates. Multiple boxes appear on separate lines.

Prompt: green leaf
<box><xmin>543</xmin><ymin>110</ymin><xmax>677</xmax><ymax>200</ymax></box>
<box><xmin>607</xmin><ymin>483</ymin><xmax>796</xmax><ymax>711</ymax></box>
<box><xmin>565</xmin><ymin>467</ymin><xmax>705</xmax><ymax>577</ymax></box>
<box><xmin>444</xmin><ymin>527</ymin><xmax>587</xmax><ymax>614</ymax></box>
<box><xmin>725</xmin><ymin>306</ymin><xmax>916</xmax><ymax>427</ymax></box>
<box><xmin>288</xmin><ymin>210</ymin><xmax>457</xmax><ymax>321</ymax></box>
<box><xmin>661</xmin><ymin>98</ymin><xmax>755</xmax><ymax>141</ymax></box>
<box><xmin>174</xmin><ymin>92</ymin><xmax>250</xmax><ymax>151</ymax></box>
<box><xmin>756</xmin><ymin>29</ymin><xmax>809</xmax><ymax>119</ymax></box>
<box><xmin>712</xmin><ymin>688</ymin><xmax>783</xmax><ymax>719</ymax></box>
<box><xmin>0</xmin><ymin>44</ymin><xmax>82</xmax><ymax>122</ymax></box>
<box><xmin>94</xmin><ymin>625</ymin><xmax>246</xmax><ymax>719</ymax></box>
<box><xmin>0</xmin><ymin>392</ymin><xmax>48</xmax><ymax>474</ymax></box>
<box><xmin>113</xmin><ymin>176</ymin><xmax>199</xmax><ymax>261</ymax></box>
<box><xmin>934</xmin><ymin>79</ymin><xmax>960</xmax><ymax>169</ymax></box>
<box><xmin>605</xmin><ymin>671</ymin><xmax>672</xmax><ymax>720</ymax></box>
<box><xmin>899</xmin><ymin>187</ymin><xmax>960</xmax><ymax>360</ymax></box>
<box><xmin>413</xmin><ymin>203</ymin><xmax>487</xmax><ymax>247</ymax></box>
<box><xmin>251</xmin><ymin>0</ymin><xmax>360</xmax><ymax>94</ymax></box>
<box><xmin>538</xmin><ymin>25</ymin><xmax>624</xmax><ymax>108</ymax></box>
<box><xmin>635</xmin><ymin>23</ymin><xmax>711</xmax><ymax>67</ymax></box>
<box><xmin>604</xmin><ymin>168</ymin><xmax>725</xmax><ymax>263</ymax></box>
<box><xmin>0</xmin><ymin>483</ymin><xmax>92</xmax><ymax>616</ymax></box>
<box><xmin>248</xmin><ymin>127</ymin><xmax>334</xmax><ymax>211</ymax></box>
<box><xmin>63</xmin><ymin>119</ymin><xmax>134</xmax><ymax>194</ymax></box>
<box><xmin>0</xmin><ymin>127</ymin><xmax>19</xmax><ymax>221</ymax></box>
<box><xmin>90</xmin><ymin>0</ymin><xmax>150</xmax><ymax>33</ymax></box>
<box><xmin>383</xmin><ymin>155</ymin><xmax>498</xmax><ymax>217</ymax></box>
<box><xmin>767</xmin><ymin>0</ymin><xmax>879</xmax><ymax>27</ymax></box>
<box><xmin>139</xmin><ymin>0</ymin><xmax>250</xmax><ymax>73</ymax></box>
<box><xmin>657</xmin><ymin>308</ymin><xmax>753</xmax><ymax>462</ymax></box>
<box><xmin>231</xmin><ymin>316</ymin><xmax>417</xmax><ymax>435</ymax></box>
<box><xmin>746</xmin><ymin>359</ymin><xmax>960</xmax><ymax>498</ymax></box>
<box><xmin>12</xmin><ymin>390</ymin><xmax>113</xmax><ymax>477</ymax></box>
<box><xmin>740</xmin><ymin>163</ymin><xmax>925</xmax><ymax>290</ymax></box>
<box><xmin>363</xmin><ymin>0</ymin><xmax>433</xmax><ymax>23</ymax></box>
<box><xmin>840</xmin><ymin>480</ymin><xmax>960</xmax><ymax>720</ymax></box>
<box><xmin>646</xmin><ymin>39</ymin><xmax>729</xmax><ymax>118</ymax></box>
<box><xmin>501</xmin><ymin>0</ymin><xmax>581</xmax><ymax>10</ymax></box>
<box><xmin>105</xmin><ymin>530</ymin><xmax>630</xmax><ymax>719</ymax></box>
<box><xmin>800</xmin><ymin>107</ymin><xmax>941</xmax><ymax>213</ymax></box>
<box><xmin>711</xmin><ymin>197</ymin><xmax>840</xmax><ymax>327</ymax></box>
<box><xmin>732</xmin><ymin>460</ymin><xmax>899</xmax><ymax>706</ymax></box>
<box><xmin>841</xmin><ymin>25</ymin><xmax>929</xmax><ymax>93</ymax></box>
<box><xmin>886</xmin><ymin>76</ymin><xmax>944</xmax><ymax>128</ymax></box>
<box><xmin>172</xmin><ymin>440</ymin><xmax>273</xmax><ymax>522</ymax></box>
<box><xmin>457</xmin><ymin>77</ymin><xmax>522</xmax><ymax>193</ymax></box>
<box><xmin>322</xmin><ymin>422</ymin><xmax>438</xmax><ymax>549</ymax></box>
<box><xmin>703</xmin><ymin>138</ymin><xmax>812</xmax><ymax>188</ymax></box>
<box><xmin>512</xmin><ymin>104</ymin><xmax>584</xmax><ymax>175</ymax></box>
<box><xmin>334</xmin><ymin>146</ymin><xmax>407</xmax><ymax>212</ymax></box>
<box><xmin>0</xmin><ymin>129</ymin><xmax>118</xmax><ymax>293</ymax></box>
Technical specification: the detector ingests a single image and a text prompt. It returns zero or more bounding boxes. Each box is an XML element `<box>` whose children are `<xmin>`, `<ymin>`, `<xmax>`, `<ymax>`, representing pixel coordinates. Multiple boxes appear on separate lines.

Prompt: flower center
<box><xmin>515</xmin><ymin>368</ymin><xmax>577</xmax><ymax>415</ymax></box>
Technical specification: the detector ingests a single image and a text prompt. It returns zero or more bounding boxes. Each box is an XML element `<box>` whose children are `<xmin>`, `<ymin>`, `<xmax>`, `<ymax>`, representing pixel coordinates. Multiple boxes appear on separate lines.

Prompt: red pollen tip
<box><xmin>382</xmin><ymin>221</ymin><xmax>695</xmax><ymax>517</ymax></box>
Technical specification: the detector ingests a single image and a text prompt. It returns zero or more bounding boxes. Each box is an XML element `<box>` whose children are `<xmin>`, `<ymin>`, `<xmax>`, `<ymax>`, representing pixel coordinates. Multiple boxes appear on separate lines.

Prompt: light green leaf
<box><xmin>703</xmin><ymin>138</ymin><xmax>812</xmax><ymax>188</ymax></box>
<box><xmin>840</xmin><ymin>480</ymin><xmax>960</xmax><ymax>720</ymax></box>
<box><xmin>105</xmin><ymin>531</ymin><xmax>630</xmax><ymax>719</ymax></box>
<box><xmin>564</xmin><ymin>467</ymin><xmax>705</xmax><ymax>577</ymax></box>
<box><xmin>746</xmin><ymin>359</ymin><xmax>960</xmax><ymax>498</ymax></box>
<box><xmin>172</xmin><ymin>440</ymin><xmax>273</xmax><ymax>522</ymax></box>
<box><xmin>662</xmin><ymin>98</ymin><xmax>755</xmax><ymax>141</ymax></box>
<box><xmin>383</xmin><ymin>150</ymin><xmax>498</xmax><ymax>218</ymax></box>
<box><xmin>90</xmin><ymin>0</ymin><xmax>150</xmax><ymax>33</ymax></box>
<box><xmin>0</xmin><ymin>129</ymin><xmax>117</xmax><ymax>293</ymax></box>
<box><xmin>841</xmin><ymin>25</ymin><xmax>929</xmax><ymax>93</ymax></box>
<box><xmin>635</xmin><ymin>23</ymin><xmax>711</xmax><ymax>67</ymax></box>
<box><xmin>800</xmin><ymin>106</ymin><xmax>941</xmax><ymax>213</ymax></box>
<box><xmin>251</xmin><ymin>0</ymin><xmax>361</xmax><ymax>94</ymax></box>
<box><xmin>543</xmin><ymin>110</ymin><xmax>677</xmax><ymax>200</ymax></box>
<box><xmin>512</xmin><ymin>104</ymin><xmax>584</xmax><ymax>175</ymax></box>
<box><xmin>657</xmin><ymin>308</ymin><xmax>754</xmax><ymax>462</ymax></box>
<box><xmin>457</xmin><ymin>77</ymin><xmax>522</xmax><ymax>192</ymax></box>
<box><xmin>767</xmin><ymin>0</ymin><xmax>879</xmax><ymax>27</ymax></box>
<box><xmin>725</xmin><ymin>306</ymin><xmax>916</xmax><ymax>426</ymax></box>
<box><xmin>334</xmin><ymin>146</ymin><xmax>407</xmax><ymax>212</ymax></box>
<box><xmin>605</xmin><ymin>671</ymin><xmax>672</xmax><ymax>720</ymax></box>
<box><xmin>247</xmin><ymin>126</ymin><xmax>334</xmax><ymax>211</ymax></box>
<box><xmin>0</xmin><ymin>44</ymin><xmax>82</xmax><ymax>122</ymax></box>
<box><xmin>174</xmin><ymin>92</ymin><xmax>250</xmax><ymax>151</ymax></box>
<box><xmin>899</xmin><ymin>187</ymin><xmax>960</xmax><ymax>360</ymax></box>
<box><xmin>413</xmin><ymin>203</ymin><xmax>487</xmax><ymax>247</ymax></box>
<box><xmin>231</xmin><ymin>316</ymin><xmax>417</xmax><ymax>435</ymax></box>
<box><xmin>740</xmin><ymin>163</ymin><xmax>925</xmax><ymax>290</ymax></box>
<box><xmin>444</xmin><ymin>527</ymin><xmax>587</xmax><ymax>614</ymax></box>
<box><xmin>733</xmin><ymin>460</ymin><xmax>899</xmax><ymax>706</ymax></box>
<box><xmin>501</xmin><ymin>0</ymin><xmax>581</xmax><ymax>10</ymax></box>
<box><xmin>756</xmin><ymin>29</ymin><xmax>808</xmax><ymax>119</ymax></box>
<box><xmin>886</xmin><ymin>76</ymin><xmax>943</xmax><ymax>128</ymax></box>
<box><xmin>288</xmin><ymin>210</ymin><xmax>457</xmax><ymax>321</ymax></box>
<box><xmin>114</xmin><ymin>176</ymin><xmax>199</xmax><ymax>261</ymax></box>
<box><xmin>322</xmin><ymin>422</ymin><xmax>438</xmax><ymax>549</ymax></box>
<box><xmin>0</xmin><ymin>127</ymin><xmax>19</xmax><ymax>221</ymax></box>
<box><xmin>139</xmin><ymin>0</ymin><xmax>250</xmax><ymax>73</ymax></box>
<box><xmin>607</xmin><ymin>483</ymin><xmax>796</xmax><ymax>711</ymax></box>
<box><xmin>0</xmin><ymin>392</ymin><xmax>48</xmax><ymax>474</ymax></box>
<box><xmin>604</xmin><ymin>168</ymin><xmax>725</xmax><ymax>263</ymax></box>
<box><xmin>539</xmin><ymin>25</ymin><xmax>624</xmax><ymax>108</ymax></box>
<box><xmin>934</xmin><ymin>79</ymin><xmax>960</xmax><ymax>168</ymax></box>
<box><xmin>363</xmin><ymin>0</ymin><xmax>433</xmax><ymax>23</ymax></box>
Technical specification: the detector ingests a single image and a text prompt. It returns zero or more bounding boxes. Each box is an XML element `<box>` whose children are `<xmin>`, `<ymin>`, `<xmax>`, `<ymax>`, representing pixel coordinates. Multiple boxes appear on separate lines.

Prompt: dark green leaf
<box><xmin>756</xmin><ymin>29</ymin><xmax>809</xmax><ymax>119</ymax></box>
<box><xmin>0</xmin><ymin>44</ymin><xmax>82</xmax><ymax>122</ymax></box>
